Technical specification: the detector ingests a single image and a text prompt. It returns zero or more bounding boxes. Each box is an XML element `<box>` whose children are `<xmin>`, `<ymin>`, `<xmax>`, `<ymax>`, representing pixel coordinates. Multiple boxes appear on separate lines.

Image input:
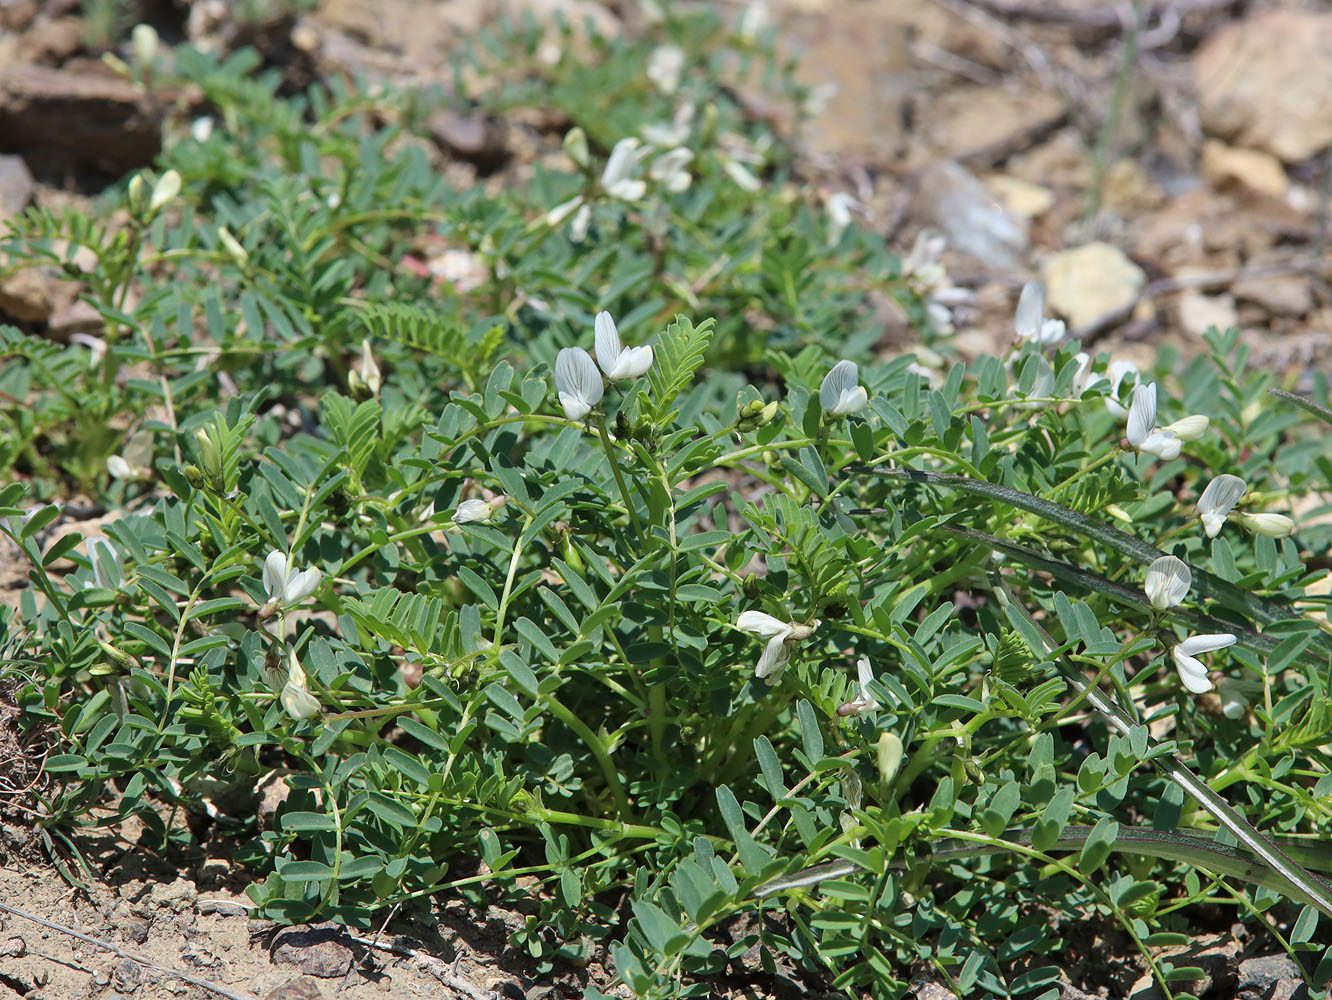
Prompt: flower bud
<box><xmin>131</xmin><ymin>23</ymin><xmax>159</xmax><ymax>69</ymax></box>
<box><xmin>877</xmin><ymin>732</ymin><xmax>903</xmax><ymax>789</ymax></box>
<box><xmin>127</xmin><ymin>174</ymin><xmax>147</xmax><ymax>216</ymax></box>
<box><xmin>217</xmin><ymin>227</ymin><xmax>248</xmax><ymax>267</ymax></box>
<box><xmin>759</xmin><ymin>400</ymin><xmax>779</xmax><ymax>425</ymax></box>
<box><xmin>1235</xmin><ymin>511</ymin><xmax>1295</xmax><ymax>538</ymax></box>
<box><xmin>149</xmin><ymin>170</ymin><xmax>181</xmax><ymax>215</ymax></box>
<box><xmin>564</xmin><ymin>126</ymin><xmax>590</xmax><ymax>169</ymax></box>
<box><xmin>194</xmin><ymin>428</ymin><xmax>223</xmax><ymax>491</ymax></box>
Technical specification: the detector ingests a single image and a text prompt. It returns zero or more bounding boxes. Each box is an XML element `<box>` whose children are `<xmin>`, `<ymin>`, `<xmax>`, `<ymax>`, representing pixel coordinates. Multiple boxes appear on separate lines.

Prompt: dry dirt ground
<box><xmin>3</xmin><ymin>0</ymin><xmax>1332</xmax><ymax>998</ymax></box>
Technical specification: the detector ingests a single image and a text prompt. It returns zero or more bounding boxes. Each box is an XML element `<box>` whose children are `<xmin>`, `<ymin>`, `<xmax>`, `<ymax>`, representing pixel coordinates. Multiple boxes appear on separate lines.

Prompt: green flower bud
<box><xmin>877</xmin><ymin>732</ymin><xmax>903</xmax><ymax>789</ymax></box>
<box><xmin>564</xmin><ymin>126</ymin><xmax>590</xmax><ymax>169</ymax></box>
<box><xmin>149</xmin><ymin>170</ymin><xmax>181</xmax><ymax>215</ymax></box>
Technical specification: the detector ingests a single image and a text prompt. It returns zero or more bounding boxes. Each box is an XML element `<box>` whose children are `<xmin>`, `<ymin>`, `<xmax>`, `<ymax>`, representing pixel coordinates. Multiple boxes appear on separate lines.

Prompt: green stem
<box><xmin>596</xmin><ymin>414</ymin><xmax>645</xmax><ymax>540</ymax></box>
<box><xmin>544</xmin><ymin>694</ymin><xmax>634</xmax><ymax>821</ymax></box>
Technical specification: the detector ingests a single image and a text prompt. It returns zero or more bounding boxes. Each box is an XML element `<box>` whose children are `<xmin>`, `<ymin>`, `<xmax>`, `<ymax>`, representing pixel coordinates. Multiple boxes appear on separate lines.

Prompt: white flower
<box><xmin>279</xmin><ymin>648</ymin><xmax>321</xmax><ymax>721</ymax></box>
<box><xmin>594</xmin><ymin>311</ymin><xmax>654</xmax><ymax>380</ymax></box>
<box><xmin>545</xmin><ymin>195</ymin><xmax>586</xmax><ymax>228</ymax></box>
<box><xmin>353</xmin><ymin>338</ymin><xmax>381</xmax><ymax>396</ymax></box>
<box><xmin>739</xmin><ymin>0</ymin><xmax>769</xmax><ymax>39</ymax></box>
<box><xmin>1127</xmin><ymin>383</ymin><xmax>1182</xmax><ymax>461</ymax></box>
<box><xmin>261</xmin><ymin>550</ymin><xmax>322</xmax><ymax>614</ymax></box>
<box><xmin>191</xmin><ymin>116</ymin><xmax>215</xmax><ymax>143</ymax></box>
<box><xmin>1103</xmin><ymin>359</ymin><xmax>1141</xmax><ymax>418</ymax></box>
<box><xmin>149</xmin><ymin>170</ymin><xmax>181</xmax><ymax>214</ymax></box>
<box><xmin>1014</xmin><ymin>281</ymin><xmax>1066</xmax><ymax>345</ymax></box>
<box><xmin>1197</xmin><ymin>474</ymin><xmax>1246</xmax><ymax>538</ymax></box>
<box><xmin>642</xmin><ymin>103</ymin><xmax>694</xmax><ymax>148</ymax></box>
<box><xmin>131</xmin><ymin>23</ymin><xmax>158</xmax><ymax>69</ymax></box>
<box><xmin>648</xmin><ymin>147</ymin><xmax>693</xmax><ymax>193</ymax></box>
<box><xmin>454</xmin><ymin>495</ymin><xmax>509</xmax><ymax>524</ymax></box>
<box><xmin>718</xmin><ymin>152</ymin><xmax>761</xmax><ymax>193</ymax></box>
<box><xmin>601</xmin><ymin>138</ymin><xmax>647</xmax><ymax>201</ymax></box>
<box><xmin>646</xmin><ymin>44</ymin><xmax>685</xmax><ymax>94</ymax></box>
<box><xmin>820</xmin><ymin>360</ymin><xmax>868</xmax><ymax>416</ymax></box>
<box><xmin>825</xmin><ymin>192</ymin><xmax>859</xmax><ymax>244</ymax></box>
<box><xmin>87</xmin><ymin>537</ymin><xmax>124</xmax><ymax>591</ymax></box>
<box><xmin>736</xmin><ymin>610</ymin><xmax>819</xmax><ymax>679</ymax></box>
<box><xmin>554</xmin><ymin>347</ymin><xmax>604</xmax><ymax>420</ymax></box>
<box><xmin>1234</xmin><ymin>511</ymin><xmax>1296</xmax><ymax>538</ymax></box>
<box><xmin>837</xmin><ymin>657</ymin><xmax>880</xmax><ymax>717</ymax></box>
<box><xmin>570</xmin><ymin>203</ymin><xmax>592</xmax><ymax>243</ymax></box>
<box><xmin>1171</xmin><ymin>633</ymin><xmax>1236</xmax><ymax>695</ymax></box>
<box><xmin>106</xmin><ymin>454</ymin><xmax>133</xmax><ymax>479</ymax></box>
<box><xmin>1163</xmin><ymin>414</ymin><xmax>1209</xmax><ymax>440</ymax></box>
<box><xmin>1144</xmin><ymin>555</ymin><xmax>1190</xmax><ymax>611</ymax></box>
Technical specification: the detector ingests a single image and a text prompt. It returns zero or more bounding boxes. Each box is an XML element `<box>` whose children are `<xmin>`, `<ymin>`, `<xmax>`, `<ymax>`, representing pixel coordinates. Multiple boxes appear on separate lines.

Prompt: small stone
<box><xmin>1238</xmin><ymin>956</ymin><xmax>1303</xmax><ymax>997</ymax></box>
<box><xmin>1193</xmin><ymin>10</ymin><xmax>1332</xmax><ymax>163</ymax></box>
<box><xmin>0</xmin><ymin>935</ymin><xmax>25</xmax><ymax>957</ymax></box>
<box><xmin>265</xmin><ymin>975</ymin><xmax>326</xmax><ymax>1000</ymax></box>
<box><xmin>150</xmin><ymin>878</ymin><xmax>198</xmax><ymax>914</ymax></box>
<box><xmin>46</xmin><ymin>299</ymin><xmax>103</xmax><ymax>339</ymax></box>
<box><xmin>986</xmin><ymin>174</ymin><xmax>1055</xmax><ymax>219</ymax></box>
<box><xmin>1042</xmin><ymin>241</ymin><xmax>1147</xmax><ymax>329</ymax></box>
<box><xmin>1231</xmin><ymin>275</ymin><xmax>1312</xmax><ymax>318</ymax></box>
<box><xmin>0</xmin><ymin>153</ymin><xmax>35</xmax><ymax>222</ymax></box>
<box><xmin>271</xmin><ymin>923</ymin><xmax>355</xmax><ymax>978</ymax></box>
<box><xmin>1269</xmin><ymin>980</ymin><xmax>1311</xmax><ymax>1000</ymax></box>
<box><xmin>121</xmin><ymin>918</ymin><xmax>150</xmax><ymax>945</ymax></box>
<box><xmin>1176</xmin><ymin>290</ymin><xmax>1238</xmax><ymax>338</ymax></box>
<box><xmin>0</xmin><ymin>267</ymin><xmax>53</xmax><ymax>322</ymax></box>
<box><xmin>1200</xmin><ymin>141</ymin><xmax>1289</xmax><ymax>199</ymax></box>
<box><xmin>427</xmin><ymin>111</ymin><xmax>509</xmax><ymax>168</ymax></box>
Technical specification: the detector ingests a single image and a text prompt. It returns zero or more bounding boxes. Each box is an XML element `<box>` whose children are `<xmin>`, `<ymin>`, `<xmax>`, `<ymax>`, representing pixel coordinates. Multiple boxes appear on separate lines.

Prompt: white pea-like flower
<box><xmin>1197</xmin><ymin>474</ymin><xmax>1246</xmax><ymax>538</ymax></box>
<box><xmin>646</xmin><ymin>44</ymin><xmax>685</xmax><ymax>94</ymax></box>
<box><xmin>718</xmin><ymin>152</ymin><xmax>761</xmax><ymax>193</ymax></box>
<box><xmin>820</xmin><ymin>360</ymin><xmax>868</xmax><ymax>416</ymax></box>
<box><xmin>736</xmin><ymin>610</ymin><xmax>820</xmax><ymax>679</ymax></box>
<box><xmin>1144</xmin><ymin>555</ymin><xmax>1190</xmax><ymax>611</ymax></box>
<box><xmin>278</xmin><ymin>648</ymin><xmax>321</xmax><ymax>721</ymax></box>
<box><xmin>1162</xmin><ymin>414</ymin><xmax>1209</xmax><ymax>441</ymax></box>
<box><xmin>836</xmin><ymin>656</ymin><xmax>880</xmax><ymax>717</ymax></box>
<box><xmin>261</xmin><ymin>549</ymin><xmax>322</xmax><ymax>615</ymax></box>
<box><xmin>454</xmin><ymin>495</ymin><xmax>509</xmax><ymax>524</ymax></box>
<box><xmin>593</xmin><ymin>311</ymin><xmax>654</xmax><ymax>381</ymax></box>
<box><xmin>1171</xmin><ymin>633</ymin><xmax>1236</xmax><ymax>694</ymax></box>
<box><xmin>1014</xmin><ymin>281</ymin><xmax>1066</xmax><ymax>345</ymax></box>
<box><xmin>1127</xmin><ymin>383</ymin><xmax>1182</xmax><ymax>461</ymax></box>
<box><xmin>106</xmin><ymin>454</ymin><xmax>133</xmax><ymax>480</ymax></box>
<box><xmin>601</xmin><ymin>138</ymin><xmax>647</xmax><ymax>202</ymax></box>
<box><xmin>570</xmin><ymin>203</ymin><xmax>592</xmax><ymax>243</ymax></box>
<box><xmin>825</xmin><ymin>192</ymin><xmax>859</xmax><ymax>245</ymax></box>
<box><xmin>1234</xmin><ymin>511</ymin><xmax>1296</xmax><ymax>538</ymax></box>
<box><xmin>648</xmin><ymin>147</ymin><xmax>693</xmax><ymax>193</ymax></box>
<box><xmin>356</xmin><ymin>338</ymin><xmax>381</xmax><ymax>396</ymax></box>
<box><xmin>554</xmin><ymin>347</ymin><xmax>604</xmax><ymax>420</ymax></box>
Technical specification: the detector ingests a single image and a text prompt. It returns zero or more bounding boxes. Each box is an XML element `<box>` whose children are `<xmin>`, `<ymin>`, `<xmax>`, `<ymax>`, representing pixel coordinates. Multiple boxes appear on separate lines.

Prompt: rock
<box><xmin>1101</xmin><ymin>158</ymin><xmax>1165</xmax><ymax>216</ymax></box>
<box><xmin>0</xmin><ymin>63</ymin><xmax>162</xmax><ymax>172</ymax></box>
<box><xmin>271</xmin><ymin>923</ymin><xmax>355</xmax><ymax>978</ymax></box>
<box><xmin>1193</xmin><ymin>11</ymin><xmax>1332</xmax><ymax>163</ymax></box>
<box><xmin>1237</xmin><ymin>955</ymin><xmax>1302</xmax><ymax>999</ymax></box>
<box><xmin>0</xmin><ymin>935</ymin><xmax>25</xmax><ymax>957</ymax></box>
<box><xmin>1042</xmin><ymin>242</ymin><xmax>1146</xmax><ymax>329</ymax></box>
<box><xmin>1231</xmin><ymin>275</ymin><xmax>1312</xmax><ymax>318</ymax></box>
<box><xmin>1128</xmin><ymin>933</ymin><xmax>1239</xmax><ymax>1000</ymax></box>
<box><xmin>427</xmin><ymin>111</ymin><xmax>510</xmax><ymax>169</ymax></box>
<box><xmin>1176</xmin><ymin>291</ymin><xmax>1238</xmax><ymax>338</ymax></box>
<box><xmin>1200</xmin><ymin>141</ymin><xmax>1288</xmax><ymax>200</ymax></box>
<box><xmin>1269</xmin><ymin>981</ymin><xmax>1311</xmax><ymax>1000</ymax></box>
<box><xmin>921</xmin><ymin>84</ymin><xmax>1066</xmax><ymax>166</ymax></box>
<box><xmin>149</xmin><ymin>878</ymin><xmax>198</xmax><ymax>914</ymax></box>
<box><xmin>986</xmin><ymin>174</ymin><xmax>1055</xmax><ymax>219</ymax></box>
<box><xmin>912</xmin><ymin>160</ymin><xmax>1027</xmax><ymax>271</ymax></box>
<box><xmin>0</xmin><ymin>267</ymin><xmax>53</xmax><ymax>322</ymax></box>
<box><xmin>0</xmin><ymin>154</ymin><xmax>35</xmax><ymax>223</ymax></box>
<box><xmin>20</xmin><ymin>15</ymin><xmax>83</xmax><ymax>65</ymax></box>
<box><xmin>265</xmin><ymin>978</ymin><xmax>325</xmax><ymax>1000</ymax></box>
<box><xmin>47</xmin><ymin>299</ymin><xmax>103</xmax><ymax>339</ymax></box>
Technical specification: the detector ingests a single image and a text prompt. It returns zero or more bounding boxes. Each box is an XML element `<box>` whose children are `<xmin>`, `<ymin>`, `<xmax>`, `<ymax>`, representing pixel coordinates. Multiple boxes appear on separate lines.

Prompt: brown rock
<box><xmin>21</xmin><ymin>16</ymin><xmax>83</xmax><ymax>65</ymax></box>
<box><xmin>1269</xmin><ymin>981</ymin><xmax>1311</xmax><ymax>1000</ymax></box>
<box><xmin>1193</xmin><ymin>11</ymin><xmax>1332</xmax><ymax>163</ymax></box>
<box><xmin>0</xmin><ymin>267</ymin><xmax>53</xmax><ymax>322</ymax></box>
<box><xmin>47</xmin><ymin>298</ymin><xmax>103</xmax><ymax>339</ymax></box>
<box><xmin>0</xmin><ymin>154</ymin><xmax>35</xmax><ymax>223</ymax></box>
<box><xmin>265</xmin><ymin>978</ymin><xmax>325</xmax><ymax>1000</ymax></box>
<box><xmin>1231</xmin><ymin>275</ymin><xmax>1312</xmax><ymax>318</ymax></box>
<box><xmin>0</xmin><ymin>63</ymin><xmax>162</xmax><ymax>172</ymax></box>
<box><xmin>1176</xmin><ymin>291</ymin><xmax>1238</xmax><ymax>338</ymax></box>
<box><xmin>1200</xmin><ymin>140</ymin><xmax>1288</xmax><ymax>199</ymax></box>
<box><xmin>921</xmin><ymin>84</ymin><xmax>1066</xmax><ymax>167</ymax></box>
<box><xmin>427</xmin><ymin>111</ymin><xmax>510</xmax><ymax>168</ymax></box>
<box><xmin>1043</xmin><ymin>242</ymin><xmax>1146</xmax><ymax>329</ymax></box>
<box><xmin>271</xmin><ymin>923</ymin><xmax>355</xmax><ymax>978</ymax></box>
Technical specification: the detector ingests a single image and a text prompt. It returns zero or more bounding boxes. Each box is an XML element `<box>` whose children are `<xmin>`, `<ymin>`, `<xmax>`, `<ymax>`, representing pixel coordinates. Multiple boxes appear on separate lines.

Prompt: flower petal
<box><xmin>263</xmin><ymin>550</ymin><xmax>287</xmax><ymax>600</ymax></box>
<box><xmin>1198</xmin><ymin>474</ymin><xmax>1246</xmax><ymax>519</ymax></box>
<box><xmin>1145</xmin><ymin>555</ymin><xmax>1191</xmax><ymax>610</ymax></box>
<box><xmin>1127</xmin><ymin>382</ymin><xmax>1157</xmax><ymax>446</ymax></box>
<box><xmin>1139</xmin><ymin>430</ymin><xmax>1181</xmax><ymax>461</ymax></box>
<box><xmin>1176</xmin><ymin>632</ymin><xmax>1236</xmax><ymax>657</ymax></box>
<box><xmin>736</xmin><ymin>610</ymin><xmax>790</xmax><ymax>638</ymax></box>
<box><xmin>755</xmin><ymin>633</ymin><xmax>791</xmax><ymax>679</ymax></box>
<box><xmin>555</xmin><ymin>347</ymin><xmax>603</xmax><ymax>420</ymax></box>
<box><xmin>1014</xmin><ymin>281</ymin><xmax>1044</xmax><ymax>340</ymax></box>
<box><xmin>1172</xmin><ymin>650</ymin><xmax>1215</xmax><ymax>694</ymax></box>
<box><xmin>283</xmin><ymin>567</ymin><xmax>322</xmax><ymax>605</ymax></box>
<box><xmin>607</xmin><ymin>345</ymin><xmax>654</xmax><ymax>380</ymax></box>
<box><xmin>820</xmin><ymin>360</ymin><xmax>860</xmax><ymax>413</ymax></box>
<box><xmin>594</xmin><ymin>311</ymin><xmax>623</xmax><ymax>375</ymax></box>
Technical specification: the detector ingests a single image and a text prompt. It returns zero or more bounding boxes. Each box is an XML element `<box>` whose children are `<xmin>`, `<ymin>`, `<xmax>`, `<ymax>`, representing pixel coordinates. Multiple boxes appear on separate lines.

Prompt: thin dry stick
<box><xmin>342</xmin><ymin>933</ymin><xmax>499</xmax><ymax>1000</ymax></box>
<box><xmin>0</xmin><ymin>900</ymin><xmax>260</xmax><ymax>1000</ymax></box>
